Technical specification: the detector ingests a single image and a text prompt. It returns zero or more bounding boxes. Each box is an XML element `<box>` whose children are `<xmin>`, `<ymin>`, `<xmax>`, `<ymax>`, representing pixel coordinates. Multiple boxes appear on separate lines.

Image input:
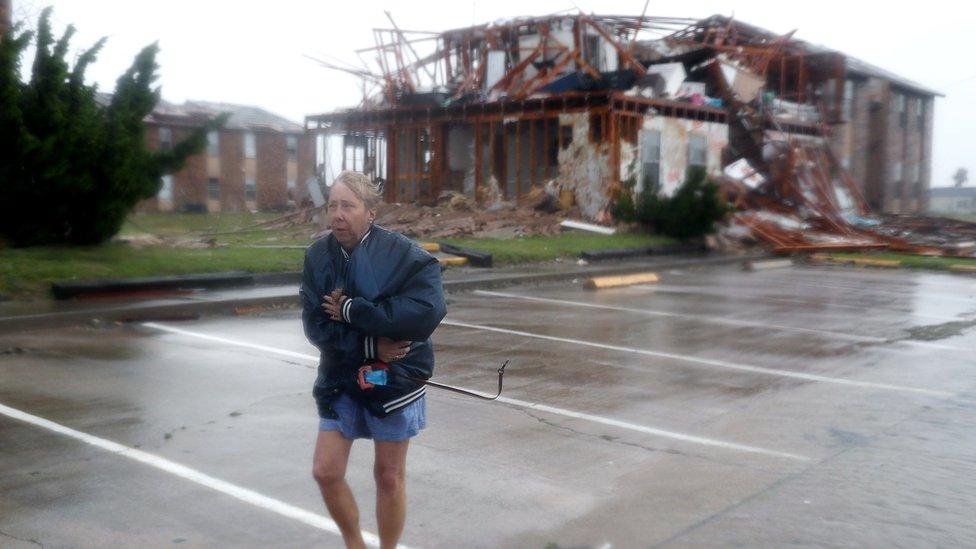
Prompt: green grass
<box><xmin>441</xmin><ymin>232</ymin><xmax>676</xmax><ymax>265</ymax></box>
<box><xmin>0</xmin><ymin>212</ymin><xmax>675</xmax><ymax>299</ymax></box>
<box><xmin>121</xmin><ymin>212</ymin><xmax>316</xmax><ymax>246</ymax></box>
<box><xmin>826</xmin><ymin>252</ymin><xmax>976</xmax><ymax>271</ymax></box>
<box><xmin>0</xmin><ymin>244</ymin><xmax>305</xmax><ymax>299</ymax></box>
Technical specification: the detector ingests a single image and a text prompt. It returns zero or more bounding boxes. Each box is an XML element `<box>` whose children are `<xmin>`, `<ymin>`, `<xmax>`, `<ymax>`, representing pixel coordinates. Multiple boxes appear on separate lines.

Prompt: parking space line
<box><xmin>142</xmin><ymin>323</ymin><xmax>809</xmax><ymax>461</ymax></box>
<box><xmin>474</xmin><ymin>290</ymin><xmax>885</xmax><ymax>344</ymax></box>
<box><xmin>474</xmin><ymin>290</ymin><xmax>974</xmax><ymax>353</ymax></box>
<box><xmin>0</xmin><ymin>402</ymin><xmax>395</xmax><ymax>549</ymax></box>
<box><xmin>439</xmin><ymin>319</ymin><xmax>952</xmax><ymax>398</ymax></box>
<box><xmin>635</xmin><ymin>285</ymin><xmax>967</xmax><ymax>323</ymax></box>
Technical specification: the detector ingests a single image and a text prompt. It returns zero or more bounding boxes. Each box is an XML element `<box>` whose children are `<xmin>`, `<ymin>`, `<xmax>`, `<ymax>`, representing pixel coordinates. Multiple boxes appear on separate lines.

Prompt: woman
<box><xmin>300</xmin><ymin>171</ymin><xmax>447</xmax><ymax>549</ymax></box>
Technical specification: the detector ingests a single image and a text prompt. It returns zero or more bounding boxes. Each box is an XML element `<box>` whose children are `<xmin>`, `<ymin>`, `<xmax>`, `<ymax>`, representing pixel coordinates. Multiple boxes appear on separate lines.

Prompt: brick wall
<box><xmin>256</xmin><ymin>132</ymin><xmax>288</xmax><ymax>210</ymax></box>
<box><xmin>831</xmin><ymin>75</ymin><xmax>934</xmax><ymax>214</ymax></box>
<box><xmin>171</xmin><ymin>126</ymin><xmax>207</xmax><ymax>210</ymax></box>
<box><xmin>135</xmin><ymin>125</ymin><xmax>318</xmax><ymax>214</ymax></box>
<box><xmin>298</xmin><ymin>133</ymin><xmax>317</xmax><ymax>201</ymax></box>
<box><xmin>220</xmin><ymin>131</ymin><xmax>246</xmax><ymax>211</ymax></box>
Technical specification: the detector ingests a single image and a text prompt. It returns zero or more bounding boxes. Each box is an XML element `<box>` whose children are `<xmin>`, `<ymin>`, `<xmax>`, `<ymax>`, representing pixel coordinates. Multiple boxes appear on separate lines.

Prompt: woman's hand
<box><xmin>377</xmin><ymin>337</ymin><xmax>411</xmax><ymax>363</ymax></box>
<box><xmin>322</xmin><ymin>289</ymin><xmax>348</xmax><ymax>322</ymax></box>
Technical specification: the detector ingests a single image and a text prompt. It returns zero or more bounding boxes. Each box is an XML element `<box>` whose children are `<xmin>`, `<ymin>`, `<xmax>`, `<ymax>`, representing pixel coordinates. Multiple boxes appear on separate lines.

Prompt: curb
<box><xmin>0</xmin><ymin>252</ymin><xmax>768</xmax><ymax>334</ymax></box>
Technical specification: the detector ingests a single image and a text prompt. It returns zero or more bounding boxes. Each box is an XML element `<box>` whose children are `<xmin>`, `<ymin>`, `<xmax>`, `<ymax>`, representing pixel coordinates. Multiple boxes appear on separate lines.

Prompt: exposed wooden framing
<box><xmin>474</xmin><ymin>121</ymin><xmax>483</xmax><ymax>198</ymax></box>
<box><xmin>529</xmin><ymin>118</ymin><xmax>536</xmax><ymax>187</ymax></box>
<box><xmin>542</xmin><ymin>116</ymin><xmax>550</xmax><ymax>180</ymax></box>
<box><xmin>490</xmin><ymin>41</ymin><xmax>545</xmax><ymax>92</ymax></box>
<box><xmin>385</xmin><ymin>11</ymin><xmax>435</xmax><ymax>85</ymax></box>
<box><xmin>500</xmin><ymin>120</ymin><xmax>508</xmax><ymax>199</ymax></box>
<box><xmin>514</xmin><ymin>119</ymin><xmax>521</xmax><ymax>199</ymax></box>
<box><xmin>488</xmin><ymin>120</ymin><xmax>496</xmax><ymax>194</ymax></box>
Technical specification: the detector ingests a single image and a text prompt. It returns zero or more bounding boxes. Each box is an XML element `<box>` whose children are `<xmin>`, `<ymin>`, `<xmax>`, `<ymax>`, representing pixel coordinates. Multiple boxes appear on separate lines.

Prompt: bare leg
<box><xmin>374</xmin><ymin>439</ymin><xmax>410</xmax><ymax>549</ymax></box>
<box><xmin>313</xmin><ymin>430</ymin><xmax>365</xmax><ymax>549</ymax></box>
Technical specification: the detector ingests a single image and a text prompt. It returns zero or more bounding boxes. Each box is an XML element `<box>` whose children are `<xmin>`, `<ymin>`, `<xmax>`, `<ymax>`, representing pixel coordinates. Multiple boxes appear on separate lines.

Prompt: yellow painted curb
<box><xmin>584</xmin><ymin>272</ymin><xmax>659</xmax><ymax>290</ymax></box>
<box><xmin>420</xmin><ymin>242</ymin><xmax>441</xmax><ymax>253</ymax></box>
<box><xmin>949</xmin><ymin>264</ymin><xmax>976</xmax><ymax>274</ymax></box>
<box><xmin>438</xmin><ymin>255</ymin><xmax>468</xmax><ymax>267</ymax></box>
<box><xmin>850</xmin><ymin>258</ymin><xmax>901</xmax><ymax>268</ymax></box>
<box><xmin>818</xmin><ymin>255</ymin><xmax>901</xmax><ymax>268</ymax></box>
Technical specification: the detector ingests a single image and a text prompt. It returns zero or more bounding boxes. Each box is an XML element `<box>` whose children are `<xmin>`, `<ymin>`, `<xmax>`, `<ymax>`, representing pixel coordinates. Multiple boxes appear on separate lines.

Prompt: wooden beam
<box><xmin>581</xmin><ymin>15</ymin><xmax>646</xmax><ymax>76</ymax></box>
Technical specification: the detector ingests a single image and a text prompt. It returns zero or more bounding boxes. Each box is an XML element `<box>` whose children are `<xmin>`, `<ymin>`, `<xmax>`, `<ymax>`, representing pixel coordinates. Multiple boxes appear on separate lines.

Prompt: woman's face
<box><xmin>328</xmin><ymin>182</ymin><xmax>375</xmax><ymax>249</ymax></box>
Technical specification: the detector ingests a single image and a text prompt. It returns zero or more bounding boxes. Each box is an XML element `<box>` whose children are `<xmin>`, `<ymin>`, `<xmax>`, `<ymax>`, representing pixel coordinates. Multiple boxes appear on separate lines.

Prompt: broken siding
<box><xmin>557</xmin><ymin>113</ymin><xmax>612</xmax><ymax>218</ymax></box>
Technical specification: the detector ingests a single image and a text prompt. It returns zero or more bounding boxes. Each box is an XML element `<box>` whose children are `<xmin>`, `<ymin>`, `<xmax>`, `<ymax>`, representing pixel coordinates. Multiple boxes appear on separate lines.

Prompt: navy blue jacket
<box><xmin>300</xmin><ymin>225</ymin><xmax>447</xmax><ymax>418</ymax></box>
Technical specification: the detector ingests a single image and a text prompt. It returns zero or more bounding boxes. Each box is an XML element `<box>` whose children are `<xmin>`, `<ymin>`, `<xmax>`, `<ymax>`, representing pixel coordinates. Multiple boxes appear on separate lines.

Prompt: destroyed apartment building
<box><xmin>305</xmin><ymin>13</ymin><xmax>969</xmax><ymax>256</ymax></box>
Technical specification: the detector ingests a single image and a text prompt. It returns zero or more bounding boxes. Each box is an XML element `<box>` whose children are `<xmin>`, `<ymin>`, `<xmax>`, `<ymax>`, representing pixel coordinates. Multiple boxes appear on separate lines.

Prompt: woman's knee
<box><xmin>312</xmin><ymin>461</ymin><xmax>346</xmax><ymax>487</ymax></box>
<box><xmin>373</xmin><ymin>464</ymin><xmax>405</xmax><ymax>493</ymax></box>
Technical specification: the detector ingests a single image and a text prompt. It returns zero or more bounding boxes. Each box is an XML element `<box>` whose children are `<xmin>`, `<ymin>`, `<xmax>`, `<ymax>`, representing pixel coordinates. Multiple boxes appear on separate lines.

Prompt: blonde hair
<box><xmin>332</xmin><ymin>171</ymin><xmax>382</xmax><ymax>209</ymax></box>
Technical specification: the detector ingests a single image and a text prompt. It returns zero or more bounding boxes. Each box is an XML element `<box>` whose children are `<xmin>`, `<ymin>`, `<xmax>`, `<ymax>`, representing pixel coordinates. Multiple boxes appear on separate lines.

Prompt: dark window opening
<box><xmin>559</xmin><ymin>125</ymin><xmax>573</xmax><ymax>150</ymax></box>
<box><xmin>207</xmin><ymin>178</ymin><xmax>220</xmax><ymax>200</ymax></box>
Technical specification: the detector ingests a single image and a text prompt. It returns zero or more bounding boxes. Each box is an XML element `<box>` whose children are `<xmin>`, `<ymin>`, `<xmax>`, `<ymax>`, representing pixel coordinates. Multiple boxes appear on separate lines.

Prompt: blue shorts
<box><xmin>318</xmin><ymin>392</ymin><xmax>426</xmax><ymax>442</ymax></box>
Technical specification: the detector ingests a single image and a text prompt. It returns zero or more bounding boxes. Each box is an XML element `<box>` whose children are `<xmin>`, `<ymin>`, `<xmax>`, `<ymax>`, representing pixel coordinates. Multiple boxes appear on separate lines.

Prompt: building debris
<box><xmin>305</xmin><ymin>11</ymin><xmax>949</xmax><ymax>257</ymax></box>
<box><xmin>560</xmin><ymin>219</ymin><xmax>617</xmax><ymax>235</ymax></box>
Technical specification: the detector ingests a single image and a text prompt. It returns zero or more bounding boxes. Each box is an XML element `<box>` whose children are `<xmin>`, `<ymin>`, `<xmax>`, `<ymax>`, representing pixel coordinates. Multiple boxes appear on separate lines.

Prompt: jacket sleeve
<box><xmin>300</xmin><ymin>248</ymin><xmax>331</xmax><ymax>352</ymax></box>
<box><xmin>346</xmin><ymin>253</ymin><xmax>447</xmax><ymax>341</ymax></box>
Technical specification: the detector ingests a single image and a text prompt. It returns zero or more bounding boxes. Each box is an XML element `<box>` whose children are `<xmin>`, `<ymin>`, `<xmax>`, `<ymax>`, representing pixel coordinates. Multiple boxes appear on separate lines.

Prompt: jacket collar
<box><xmin>339</xmin><ymin>228</ymin><xmax>372</xmax><ymax>260</ymax></box>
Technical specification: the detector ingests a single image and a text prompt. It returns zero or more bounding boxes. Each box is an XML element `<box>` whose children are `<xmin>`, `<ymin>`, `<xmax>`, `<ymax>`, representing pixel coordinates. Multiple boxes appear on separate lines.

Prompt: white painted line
<box><xmin>475</xmin><ymin>290</ymin><xmax>976</xmax><ymax>353</ymax></box>
<box><xmin>636</xmin><ymin>285</ymin><xmax>967</xmax><ymax>323</ymax></box>
<box><xmin>439</xmin><ymin>319</ymin><xmax>952</xmax><ymax>398</ymax></box>
<box><xmin>143</xmin><ymin>322</ymin><xmax>319</xmax><ymax>362</ymax></box>
<box><xmin>0</xmin><ymin>403</ymin><xmax>397</xmax><ymax>549</ymax></box>
<box><xmin>491</xmin><ymin>395</ymin><xmax>808</xmax><ymax>461</ymax></box>
<box><xmin>142</xmin><ymin>323</ymin><xmax>809</xmax><ymax>461</ymax></box>
<box><xmin>474</xmin><ymin>290</ymin><xmax>885</xmax><ymax>344</ymax></box>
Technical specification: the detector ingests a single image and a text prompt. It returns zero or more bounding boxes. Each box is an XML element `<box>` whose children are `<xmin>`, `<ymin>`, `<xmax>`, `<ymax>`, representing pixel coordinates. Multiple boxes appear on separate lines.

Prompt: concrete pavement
<box><xmin>2</xmin><ymin>263</ymin><xmax>975</xmax><ymax>547</ymax></box>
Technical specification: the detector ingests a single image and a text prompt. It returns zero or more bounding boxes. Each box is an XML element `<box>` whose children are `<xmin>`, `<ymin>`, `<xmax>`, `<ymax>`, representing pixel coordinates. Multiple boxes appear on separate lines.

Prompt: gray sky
<box><xmin>15</xmin><ymin>0</ymin><xmax>976</xmax><ymax>187</ymax></box>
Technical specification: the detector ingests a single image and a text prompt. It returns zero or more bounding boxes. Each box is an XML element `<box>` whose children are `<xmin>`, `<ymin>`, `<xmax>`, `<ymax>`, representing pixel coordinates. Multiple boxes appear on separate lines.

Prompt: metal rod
<box><xmin>405</xmin><ymin>360</ymin><xmax>508</xmax><ymax>401</ymax></box>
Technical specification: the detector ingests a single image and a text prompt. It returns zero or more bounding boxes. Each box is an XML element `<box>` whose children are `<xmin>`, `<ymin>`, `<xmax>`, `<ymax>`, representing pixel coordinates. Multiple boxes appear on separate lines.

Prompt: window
<box><xmin>158</xmin><ymin>175</ymin><xmax>173</xmax><ymax>201</ymax></box>
<box><xmin>895</xmin><ymin>93</ymin><xmax>906</xmax><ymax>113</ymax></box>
<box><xmin>911</xmin><ymin>163</ymin><xmax>920</xmax><ymax>183</ymax></box>
<box><xmin>842</xmin><ymin>80</ymin><xmax>855</xmax><ymax>121</ymax></box>
<box><xmin>688</xmin><ymin>134</ymin><xmax>707</xmax><ymax>168</ymax></box>
<box><xmin>244</xmin><ymin>133</ymin><xmax>256</xmax><ymax>159</ymax></box>
<box><xmin>159</xmin><ymin>127</ymin><xmax>172</xmax><ymax>151</ymax></box>
<box><xmin>892</xmin><ymin>161</ymin><xmax>903</xmax><ymax>182</ymax></box>
<box><xmin>559</xmin><ymin>125</ymin><xmax>573</xmax><ymax>150</ymax></box>
<box><xmin>916</xmin><ymin>98</ymin><xmax>925</xmax><ymax>128</ymax></box>
<box><xmin>207</xmin><ymin>178</ymin><xmax>220</xmax><ymax>200</ymax></box>
<box><xmin>895</xmin><ymin>93</ymin><xmax>907</xmax><ymax>128</ymax></box>
<box><xmin>287</xmin><ymin>178</ymin><xmax>296</xmax><ymax>190</ymax></box>
<box><xmin>589</xmin><ymin>114</ymin><xmax>604</xmax><ymax>142</ymax></box>
<box><xmin>207</xmin><ymin>131</ymin><xmax>219</xmax><ymax>156</ymax></box>
<box><xmin>639</xmin><ymin>130</ymin><xmax>661</xmax><ymax>193</ymax></box>
<box><xmin>245</xmin><ymin>177</ymin><xmax>257</xmax><ymax>202</ymax></box>
<box><xmin>286</xmin><ymin>135</ymin><xmax>298</xmax><ymax>159</ymax></box>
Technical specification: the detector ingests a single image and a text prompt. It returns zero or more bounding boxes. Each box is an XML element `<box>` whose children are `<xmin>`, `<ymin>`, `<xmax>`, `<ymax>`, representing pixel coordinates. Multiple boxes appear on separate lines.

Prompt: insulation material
<box><xmin>643</xmin><ymin>62</ymin><xmax>686</xmax><ymax>97</ymax></box>
<box><xmin>723</xmin><ymin>159</ymin><xmax>766</xmax><ymax>189</ymax></box>
<box><xmin>716</xmin><ymin>60</ymin><xmax>764</xmax><ymax>103</ymax></box>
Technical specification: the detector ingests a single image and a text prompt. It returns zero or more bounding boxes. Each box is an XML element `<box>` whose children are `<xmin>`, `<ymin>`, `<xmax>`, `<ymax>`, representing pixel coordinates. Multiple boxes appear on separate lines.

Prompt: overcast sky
<box><xmin>13</xmin><ymin>0</ymin><xmax>976</xmax><ymax>187</ymax></box>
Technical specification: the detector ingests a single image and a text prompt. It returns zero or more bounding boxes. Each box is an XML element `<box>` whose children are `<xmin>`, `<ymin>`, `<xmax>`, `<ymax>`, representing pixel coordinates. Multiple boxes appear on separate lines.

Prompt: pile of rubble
<box><xmin>375</xmin><ymin>188</ymin><xmax>580</xmax><ymax>239</ymax></box>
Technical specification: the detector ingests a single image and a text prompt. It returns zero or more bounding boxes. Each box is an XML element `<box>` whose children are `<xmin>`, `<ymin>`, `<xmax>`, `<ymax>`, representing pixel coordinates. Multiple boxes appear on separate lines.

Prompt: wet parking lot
<box><xmin>2</xmin><ymin>264</ymin><xmax>976</xmax><ymax>548</ymax></box>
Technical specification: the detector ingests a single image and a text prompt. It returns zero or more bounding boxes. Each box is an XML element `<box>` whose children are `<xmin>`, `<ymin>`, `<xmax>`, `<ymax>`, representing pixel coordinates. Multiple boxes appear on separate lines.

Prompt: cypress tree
<box><xmin>0</xmin><ymin>8</ymin><xmax>223</xmax><ymax>246</ymax></box>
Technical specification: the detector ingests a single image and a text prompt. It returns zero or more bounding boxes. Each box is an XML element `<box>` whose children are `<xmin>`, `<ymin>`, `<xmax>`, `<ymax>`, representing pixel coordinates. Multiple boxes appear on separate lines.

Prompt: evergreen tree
<box><xmin>0</xmin><ymin>8</ymin><xmax>223</xmax><ymax>246</ymax></box>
